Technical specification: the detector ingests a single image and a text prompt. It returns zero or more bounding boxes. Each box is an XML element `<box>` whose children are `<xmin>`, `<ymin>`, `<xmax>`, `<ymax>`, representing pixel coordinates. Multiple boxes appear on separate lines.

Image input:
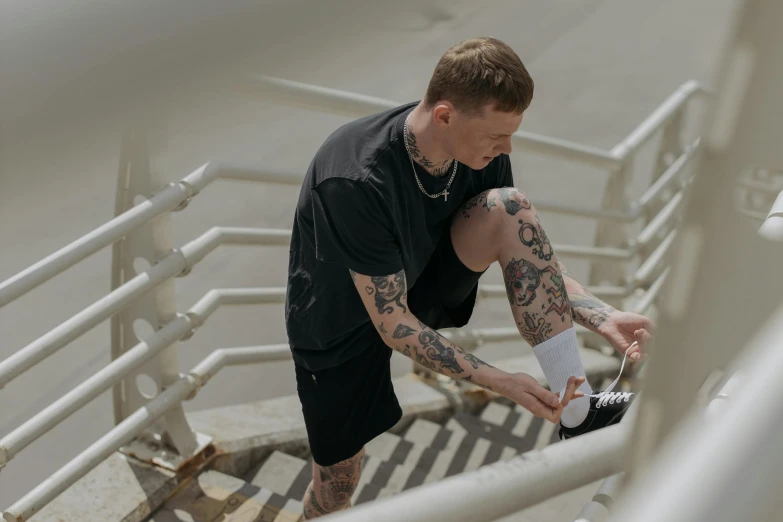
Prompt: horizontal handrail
<box><xmin>534</xmin><ymin>200</ymin><xmax>637</xmax><ymax>222</ymax></box>
<box><xmin>637</xmin><ymin>139</ymin><xmax>700</xmax><ymax>209</ymax></box>
<box><xmin>321</xmin><ymin>421</ymin><xmax>631</xmax><ymax>522</ymax></box>
<box><xmin>635</xmin><ymin>191</ymin><xmax>684</xmax><ymax>247</ymax></box>
<box><xmin>0</xmin><ymin>163</ymin><xmax>300</xmax><ymax>309</ymax></box>
<box><xmin>2</xmin><ymin>343</ymin><xmax>292</xmax><ymax>522</ymax></box>
<box><xmin>0</xmin><ymin>288</ymin><xmax>284</xmax><ymax>468</ymax></box>
<box><xmin>554</xmin><ymin>244</ymin><xmax>633</xmax><ymax>261</ymax></box>
<box><xmin>0</xmin><ymin>227</ymin><xmax>290</xmax><ymax>389</ymax></box>
<box><xmin>607</xmin><ymin>305</ymin><xmax>783</xmax><ymax>522</ymax></box>
<box><xmin>243</xmin><ymin>75</ymin><xmax>621</xmax><ymax>170</ymax></box>
<box><xmin>633</xmin><ymin>268</ymin><xmax>670</xmax><ymax>315</ymax></box>
<box><xmin>610</xmin><ymin>81</ymin><xmax>708</xmax><ymax>159</ymax></box>
<box><xmin>573</xmin><ymin>473</ymin><xmax>624</xmax><ymax>522</ymax></box>
<box><xmin>633</xmin><ymin>230</ymin><xmax>678</xmax><ymax>285</ymax></box>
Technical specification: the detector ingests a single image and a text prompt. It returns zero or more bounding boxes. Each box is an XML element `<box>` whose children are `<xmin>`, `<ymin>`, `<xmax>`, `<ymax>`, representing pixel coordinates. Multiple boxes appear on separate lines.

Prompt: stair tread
<box><xmin>151</xmin><ymin>469</ymin><xmax>302</xmax><ymax>522</ymax></box>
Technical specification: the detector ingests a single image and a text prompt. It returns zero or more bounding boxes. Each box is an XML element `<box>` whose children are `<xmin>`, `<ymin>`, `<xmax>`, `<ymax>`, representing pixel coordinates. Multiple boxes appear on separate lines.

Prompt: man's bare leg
<box><xmin>302</xmin><ymin>448</ymin><xmax>365</xmax><ymax>519</ymax></box>
<box><xmin>453</xmin><ymin>188</ymin><xmax>593</xmax><ymax>425</ymax></box>
<box><xmin>453</xmin><ymin>188</ymin><xmax>574</xmax><ymax>340</ymax></box>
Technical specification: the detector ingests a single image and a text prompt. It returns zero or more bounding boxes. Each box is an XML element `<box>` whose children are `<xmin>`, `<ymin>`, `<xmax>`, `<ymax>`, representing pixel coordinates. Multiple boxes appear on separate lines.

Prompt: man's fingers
<box><xmin>529</xmin><ymin>382</ymin><xmax>561</xmax><ymax>409</ymax></box>
<box><xmin>559</xmin><ymin>377</ymin><xmax>577</xmax><ymax>407</ymax></box>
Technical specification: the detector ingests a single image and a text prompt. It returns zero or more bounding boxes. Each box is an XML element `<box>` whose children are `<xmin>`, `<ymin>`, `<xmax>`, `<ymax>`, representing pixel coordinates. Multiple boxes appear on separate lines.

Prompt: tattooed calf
<box><xmin>518</xmin><ymin>217</ymin><xmax>553</xmax><ymax>261</ymax></box>
<box><xmin>518</xmin><ymin>311</ymin><xmax>554</xmax><ymax>346</ymax></box>
<box><xmin>503</xmin><ymin>257</ymin><xmax>541</xmax><ymax>307</ymax></box>
<box><xmin>539</xmin><ymin>266</ymin><xmax>570</xmax><ymax>319</ymax></box>
<box><xmin>370</xmin><ymin>270</ymin><xmax>407</xmax><ymax>314</ymax></box>
<box><xmin>418</xmin><ymin>330</ymin><xmax>464</xmax><ymax>374</ymax></box>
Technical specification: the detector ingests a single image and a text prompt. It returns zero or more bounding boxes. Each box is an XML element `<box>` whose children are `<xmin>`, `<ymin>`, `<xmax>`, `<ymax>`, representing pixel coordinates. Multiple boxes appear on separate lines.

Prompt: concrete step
<box><xmin>247</xmin><ymin>423</ymin><xmax>520</xmax><ymax>510</ymax></box>
<box><xmin>150</xmin><ymin>469</ymin><xmax>302</xmax><ymax>522</ymax></box>
<box><xmin>366</xmin><ymin>420</ymin><xmax>518</xmax><ymax>471</ymax></box>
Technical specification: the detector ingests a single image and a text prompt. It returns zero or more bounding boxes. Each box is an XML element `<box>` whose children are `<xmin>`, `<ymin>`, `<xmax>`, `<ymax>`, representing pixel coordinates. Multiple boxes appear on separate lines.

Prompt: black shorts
<box><xmin>295</xmin><ymin>226</ymin><xmax>485</xmax><ymax>466</ymax></box>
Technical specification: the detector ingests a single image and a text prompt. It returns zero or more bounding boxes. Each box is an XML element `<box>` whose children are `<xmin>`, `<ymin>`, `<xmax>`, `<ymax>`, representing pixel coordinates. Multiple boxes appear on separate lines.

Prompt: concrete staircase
<box><xmin>149</xmin><ymin>371</ymin><xmax>614</xmax><ymax>522</ymax></box>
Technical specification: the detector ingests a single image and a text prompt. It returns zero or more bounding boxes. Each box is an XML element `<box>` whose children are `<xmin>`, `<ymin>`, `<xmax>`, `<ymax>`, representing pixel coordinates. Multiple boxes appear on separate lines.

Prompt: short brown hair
<box><xmin>424</xmin><ymin>37</ymin><xmax>534</xmax><ymax>114</ymax></box>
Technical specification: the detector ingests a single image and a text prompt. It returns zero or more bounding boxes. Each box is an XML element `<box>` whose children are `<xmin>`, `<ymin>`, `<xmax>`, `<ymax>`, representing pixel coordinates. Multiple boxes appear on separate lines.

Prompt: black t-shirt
<box><xmin>285</xmin><ymin>102</ymin><xmax>514</xmax><ymax>371</ymax></box>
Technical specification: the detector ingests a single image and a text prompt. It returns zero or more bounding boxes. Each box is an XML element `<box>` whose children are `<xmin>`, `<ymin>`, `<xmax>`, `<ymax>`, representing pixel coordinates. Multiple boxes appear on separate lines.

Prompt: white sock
<box><xmin>532</xmin><ymin>327</ymin><xmax>593</xmax><ymax>427</ymax></box>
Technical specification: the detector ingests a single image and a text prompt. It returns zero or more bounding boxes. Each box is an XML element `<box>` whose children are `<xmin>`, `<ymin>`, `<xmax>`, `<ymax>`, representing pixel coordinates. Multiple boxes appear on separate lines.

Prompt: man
<box><xmin>285</xmin><ymin>37</ymin><xmax>654</xmax><ymax>519</ymax></box>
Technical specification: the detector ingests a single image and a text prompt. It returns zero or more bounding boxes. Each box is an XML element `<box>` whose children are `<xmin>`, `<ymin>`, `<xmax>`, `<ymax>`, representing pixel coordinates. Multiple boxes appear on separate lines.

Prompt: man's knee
<box><xmin>485</xmin><ymin>187</ymin><xmax>533</xmax><ymax>218</ymax></box>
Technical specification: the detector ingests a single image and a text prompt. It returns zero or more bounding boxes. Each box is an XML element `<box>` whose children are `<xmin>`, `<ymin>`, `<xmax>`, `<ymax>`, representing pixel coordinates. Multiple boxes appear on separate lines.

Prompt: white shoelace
<box><xmin>557</xmin><ymin>341</ymin><xmax>637</xmax><ymax>405</ymax></box>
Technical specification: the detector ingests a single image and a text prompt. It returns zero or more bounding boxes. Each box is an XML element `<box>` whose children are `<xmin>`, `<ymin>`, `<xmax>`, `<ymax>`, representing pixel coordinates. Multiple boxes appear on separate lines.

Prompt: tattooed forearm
<box><xmin>392</xmin><ymin>324</ymin><xmax>416</xmax><ymax>339</ymax></box>
<box><xmin>569</xmin><ymin>293</ymin><xmax>616</xmax><ymax>329</ymax></box>
<box><xmin>368</xmin><ymin>270</ymin><xmax>407</xmax><ymax>314</ymax></box>
<box><xmin>462</xmin><ymin>375</ymin><xmax>493</xmax><ymax>391</ymax></box>
<box><xmin>464</xmin><ymin>352</ymin><xmax>496</xmax><ymax>370</ymax></box>
<box><xmin>384</xmin><ymin>318</ymin><xmax>503</xmax><ymax>390</ymax></box>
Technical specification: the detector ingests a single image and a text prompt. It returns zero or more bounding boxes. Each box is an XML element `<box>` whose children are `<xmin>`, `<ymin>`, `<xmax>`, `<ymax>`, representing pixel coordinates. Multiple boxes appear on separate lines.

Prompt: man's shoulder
<box><xmin>315</xmin><ymin>103</ymin><xmax>415</xmax><ymax>169</ymax></box>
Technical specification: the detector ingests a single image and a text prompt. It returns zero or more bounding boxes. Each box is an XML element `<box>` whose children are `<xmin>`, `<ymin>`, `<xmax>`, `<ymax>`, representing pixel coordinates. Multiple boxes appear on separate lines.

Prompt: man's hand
<box><xmin>598</xmin><ymin>311</ymin><xmax>655</xmax><ymax>361</ymax></box>
<box><xmin>499</xmin><ymin>374</ymin><xmax>585</xmax><ymax>424</ymax></box>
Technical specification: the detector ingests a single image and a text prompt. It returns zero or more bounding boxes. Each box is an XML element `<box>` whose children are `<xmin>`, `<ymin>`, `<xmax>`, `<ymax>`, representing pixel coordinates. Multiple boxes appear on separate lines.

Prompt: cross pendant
<box><xmin>443</xmin><ymin>190</ymin><xmax>449</xmax><ymax>202</ymax></box>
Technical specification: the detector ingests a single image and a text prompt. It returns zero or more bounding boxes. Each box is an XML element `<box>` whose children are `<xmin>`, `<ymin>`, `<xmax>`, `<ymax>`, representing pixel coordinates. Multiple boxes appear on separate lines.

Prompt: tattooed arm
<box><xmin>348</xmin><ymin>268</ymin><xmax>582</xmax><ymax>422</ymax></box>
<box><xmin>555</xmin><ymin>261</ymin><xmax>616</xmax><ymax>333</ymax></box>
<box><xmin>349</xmin><ymin>268</ymin><xmax>505</xmax><ymax>392</ymax></box>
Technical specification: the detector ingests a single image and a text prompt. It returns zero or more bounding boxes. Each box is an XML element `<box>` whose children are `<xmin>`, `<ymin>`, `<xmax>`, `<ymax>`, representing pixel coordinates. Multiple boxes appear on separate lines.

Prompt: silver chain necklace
<box><xmin>403</xmin><ymin>114</ymin><xmax>458</xmax><ymax>201</ymax></box>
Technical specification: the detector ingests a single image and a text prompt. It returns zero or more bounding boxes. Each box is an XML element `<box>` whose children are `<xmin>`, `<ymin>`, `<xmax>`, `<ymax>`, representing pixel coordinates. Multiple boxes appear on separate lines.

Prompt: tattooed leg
<box><xmin>303</xmin><ymin>448</ymin><xmax>364</xmax><ymax>519</ymax></box>
<box><xmin>452</xmin><ymin>187</ymin><xmax>574</xmax><ymax>346</ymax></box>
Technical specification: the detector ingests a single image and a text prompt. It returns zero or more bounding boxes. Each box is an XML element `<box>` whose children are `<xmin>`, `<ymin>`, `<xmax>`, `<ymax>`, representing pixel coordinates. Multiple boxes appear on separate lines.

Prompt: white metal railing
<box><xmin>0</xmin><ymin>76</ymin><xmax>708</xmax><ymax>521</ymax></box>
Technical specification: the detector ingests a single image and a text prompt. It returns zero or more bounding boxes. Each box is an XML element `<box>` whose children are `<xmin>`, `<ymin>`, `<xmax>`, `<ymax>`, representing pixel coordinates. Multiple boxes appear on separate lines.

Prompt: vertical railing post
<box><xmin>110</xmin><ymin>129</ymin><xmax>208</xmax><ymax>469</ymax></box>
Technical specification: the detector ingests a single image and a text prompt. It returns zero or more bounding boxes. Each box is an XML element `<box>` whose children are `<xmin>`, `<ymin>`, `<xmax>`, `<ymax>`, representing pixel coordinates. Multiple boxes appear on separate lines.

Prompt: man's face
<box><xmin>439</xmin><ymin>103</ymin><xmax>524</xmax><ymax>170</ymax></box>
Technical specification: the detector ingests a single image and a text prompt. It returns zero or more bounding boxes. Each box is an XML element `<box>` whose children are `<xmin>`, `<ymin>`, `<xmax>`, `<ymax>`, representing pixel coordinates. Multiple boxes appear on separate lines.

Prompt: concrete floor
<box><xmin>0</xmin><ymin>0</ymin><xmax>738</xmax><ymax>512</ymax></box>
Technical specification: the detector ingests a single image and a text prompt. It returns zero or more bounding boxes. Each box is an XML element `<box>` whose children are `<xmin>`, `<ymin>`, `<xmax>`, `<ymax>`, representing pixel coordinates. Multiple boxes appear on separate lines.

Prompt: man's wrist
<box><xmin>471</xmin><ymin>367</ymin><xmax>512</xmax><ymax>395</ymax></box>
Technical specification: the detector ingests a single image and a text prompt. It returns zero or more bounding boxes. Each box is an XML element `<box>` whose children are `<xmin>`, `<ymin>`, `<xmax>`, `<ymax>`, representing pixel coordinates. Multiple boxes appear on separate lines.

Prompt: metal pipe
<box><xmin>321</xmin><ymin>423</ymin><xmax>629</xmax><ymax>522</ymax></box>
<box><xmin>608</xmin><ymin>305</ymin><xmax>783</xmax><ymax>522</ymax></box>
<box><xmin>189</xmin><ymin>344</ymin><xmax>292</xmax><ymax>386</ymax></box>
<box><xmin>2</xmin><ymin>377</ymin><xmax>195</xmax><ymax>522</ymax></box>
<box><xmin>0</xmin><ymin>286</ymin><xmax>286</xmax><ymax>466</ymax></box>
<box><xmin>632</xmin><ymin>268</ymin><xmax>670</xmax><ymax>315</ymax></box>
<box><xmin>0</xmin><ymin>163</ymin><xmax>292</xmax><ymax>309</ymax></box>
<box><xmin>214</xmin><ymin>165</ymin><xmax>304</xmax><ymax>185</ymax></box>
<box><xmin>554</xmin><ymin>244</ymin><xmax>633</xmax><ymax>261</ymax></box>
<box><xmin>0</xmin><ymin>227</ymin><xmax>290</xmax><ymax>390</ymax></box>
<box><xmin>574</xmin><ymin>474</ymin><xmax>624</xmax><ymax>522</ymax></box>
<box><xmin>0</xmin><ymin>164</ymin><xmax>207</xmax><ymax>309</ymax></box>
<box><xmin>637</xmin><ymin>140</ymin><xmax>700</xmax><ymax>209</ymax></box>
<box><xmin>0</xmin><ymin>315</ymin><xmax>193</xmax><ymax>465</ymax></box>
<box><xmin>632</xmin><ymin>230</ymin><xmax>678</xmax><ymax>285</ymax></box>
<box><xmin>187</xmin><ymin>288</ymin><xmax>286</xmax><ymax>321</ymax></box>
<box><xmin>243</xmin><ymin>75</ymin><xmax>620</xmax><ymax>170</ymax></box>
<box><xmin>534</xmin><ymin>200</ymin><xmax>636</xmax><ymax>222</ymax></box>
<box><xmin>635</xmin><ymin>191</ymin><xmax>684</xmax><ymax>247</ymax></box>
<box><xmin>1</xmin><ymin>344</ymin><xmax>294</xmax><ymax>522</ymax></box>
<box><xmin>610</xmin><ymin>81</ymin><xmax>708</xmax><ymax>159</ymax></box>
